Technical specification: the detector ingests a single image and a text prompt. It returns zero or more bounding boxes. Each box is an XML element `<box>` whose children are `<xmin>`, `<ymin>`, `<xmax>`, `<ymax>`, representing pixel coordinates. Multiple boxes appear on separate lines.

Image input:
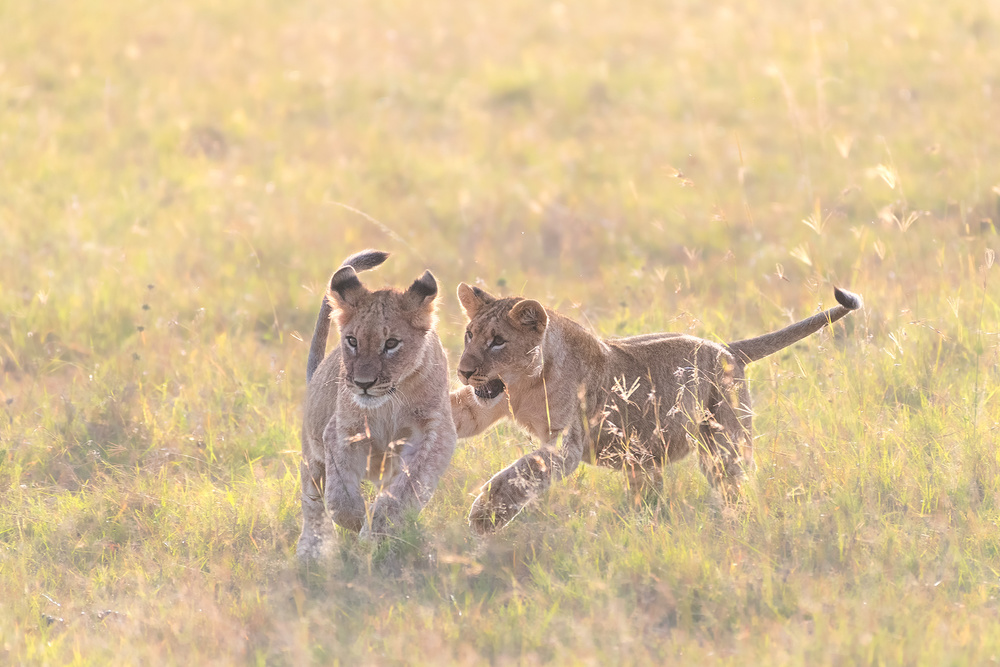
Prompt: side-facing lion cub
<box><xmin>297</xmin><ymin>250</ymin><xmax>457</xmax><ymax>559</ymax></box>
<box><xmin>451</xmin><ymin>283</ymin><xmax>862</xmax><ymax>533</ymax></box>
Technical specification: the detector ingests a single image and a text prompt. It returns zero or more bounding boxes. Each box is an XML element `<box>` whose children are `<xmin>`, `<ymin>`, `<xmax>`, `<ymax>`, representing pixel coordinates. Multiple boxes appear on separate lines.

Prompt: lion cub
<box><xmin>451</xmin><ymin>283</ymin><xmax>862</xmax><ymax>533</ymax></box>
<box><xmin>296</xmin><ymin>250</ymin><xmax>457</xmax><ymax>559</ymax></box>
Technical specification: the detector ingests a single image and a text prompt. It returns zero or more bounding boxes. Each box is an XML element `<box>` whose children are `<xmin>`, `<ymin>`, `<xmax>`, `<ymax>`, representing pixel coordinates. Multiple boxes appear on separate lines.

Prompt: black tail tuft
<box><xmin>342</xmin><ymin>249</ymin><xmax>390</xmax><ymax>273</ymax></box>
<box><xmin>833</xmin><ymin>287</ymin><xmax>863</xmax><ymax>310</ymax></box>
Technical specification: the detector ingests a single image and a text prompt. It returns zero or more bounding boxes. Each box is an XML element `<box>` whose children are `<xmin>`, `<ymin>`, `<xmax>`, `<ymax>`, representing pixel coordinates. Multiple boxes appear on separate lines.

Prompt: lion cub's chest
<box><xmin>340</xmin><ymin>403</ymin><xmax>425</xmax><ymax>480</ymax></box>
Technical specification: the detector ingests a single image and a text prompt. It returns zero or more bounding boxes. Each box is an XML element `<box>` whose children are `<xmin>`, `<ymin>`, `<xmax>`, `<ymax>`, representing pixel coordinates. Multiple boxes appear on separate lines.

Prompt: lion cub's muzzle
<box><xmin>349</xmin><ymin>375</ymin><xmax>394</xmax><ymax>407</ymax></box>
<box><xmin>458</xmin><ymin>366</ymin><xmax>506</xmax><ymax>401</ymax></box>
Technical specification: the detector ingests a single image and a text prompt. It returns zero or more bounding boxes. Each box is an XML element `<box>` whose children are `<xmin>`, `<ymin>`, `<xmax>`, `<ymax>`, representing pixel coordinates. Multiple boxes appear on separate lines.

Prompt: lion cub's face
<box><xmin>330</xmin><ymin>266</ymin><xmax>438</xmax><ymax>409</ymax></box>
<box><xmin>456</xmin><ymin>283</ymin><xmax>548</xmax><ymax>404</ymax></box>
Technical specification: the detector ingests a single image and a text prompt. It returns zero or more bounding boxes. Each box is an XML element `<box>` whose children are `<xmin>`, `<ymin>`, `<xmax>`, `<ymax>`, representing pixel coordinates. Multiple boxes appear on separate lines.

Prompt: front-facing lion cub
<box><xmin>296</xmin><ymin>250</ymin><xmax>457</xmax><ymax>560</ymax></box>
<box><xmin>451</xmin><ymin>283</ymin><xmax>862</xmax><ymax>533</ymax></box>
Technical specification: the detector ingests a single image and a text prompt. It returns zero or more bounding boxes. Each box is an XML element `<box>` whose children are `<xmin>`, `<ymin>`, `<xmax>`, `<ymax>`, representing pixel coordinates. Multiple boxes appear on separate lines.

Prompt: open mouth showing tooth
<box><xmin>474</xmin><ymin>379</ymin><xmax>506</xmax><ymax>399</ymax></box>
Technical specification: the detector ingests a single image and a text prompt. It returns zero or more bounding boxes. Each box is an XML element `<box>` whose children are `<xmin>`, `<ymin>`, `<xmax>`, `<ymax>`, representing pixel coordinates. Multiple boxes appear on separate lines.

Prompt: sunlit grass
<box><xmin>2</xmin><ymin>0</ymin><xmax>999</xmax><ymax>663</ymax></box>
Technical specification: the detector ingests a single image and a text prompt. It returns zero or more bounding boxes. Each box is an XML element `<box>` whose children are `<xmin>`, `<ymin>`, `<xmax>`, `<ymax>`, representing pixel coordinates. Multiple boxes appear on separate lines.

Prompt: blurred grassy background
<box><xmin>1</xmin><ymin>0</ymin><xmax>999</xmax><ymax>663</ymax></box>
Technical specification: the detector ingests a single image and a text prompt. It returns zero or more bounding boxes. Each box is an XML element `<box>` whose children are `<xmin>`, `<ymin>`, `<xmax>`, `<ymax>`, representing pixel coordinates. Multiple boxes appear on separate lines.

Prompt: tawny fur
<box><xmin>451</xmin><ymin>284</ymin><xmax>862</xmax><ymax>534</ymax></box>
<box><xmin>296</xmin><ymin>250</ymin><xmax>457</xmax><ymax>560</ymax></box>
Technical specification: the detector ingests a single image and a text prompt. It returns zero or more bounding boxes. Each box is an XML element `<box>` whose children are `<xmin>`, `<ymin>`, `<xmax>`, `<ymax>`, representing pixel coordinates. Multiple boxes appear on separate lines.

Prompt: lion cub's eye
<box><xmin>383</xmin><ymin>338</ymin><xmax>400</xmax><ymax>352</ymax></box>
<box><xmin>345</xmin><ymin>336</ymin><xmax>358</xmax><ymax>348</ymax></box>
<box><xmin>464</xmin><ymin>330</ymin><xmax>473</xmax><ymax>342</ymax></box>
<box><xmin>489</xmin><ymin>335</ymin><xmax>506</xmax><ymax>350</ymax></box>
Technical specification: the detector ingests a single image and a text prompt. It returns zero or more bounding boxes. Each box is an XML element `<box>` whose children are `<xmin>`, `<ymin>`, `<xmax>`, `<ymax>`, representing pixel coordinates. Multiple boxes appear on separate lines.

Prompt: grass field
<box><xmin>2</xmin><ymin>0</ymin><xmax>999</xmax><ymax>663</ymax></box>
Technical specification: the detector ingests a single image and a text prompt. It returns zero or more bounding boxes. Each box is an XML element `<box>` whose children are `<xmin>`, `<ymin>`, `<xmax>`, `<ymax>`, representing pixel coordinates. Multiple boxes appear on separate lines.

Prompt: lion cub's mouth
<box><xmin>474</xmin><ymin>379</ymin><xmax>506</xmax><ymax>400</ymax></box>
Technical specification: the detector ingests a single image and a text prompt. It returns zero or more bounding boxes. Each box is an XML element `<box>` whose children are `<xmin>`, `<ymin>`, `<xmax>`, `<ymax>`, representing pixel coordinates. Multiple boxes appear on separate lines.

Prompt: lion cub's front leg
<box><xmin>323</xmin><ymin>418</ymin><xmax>369</xmax><ymax>533</ymax></box>
<box><xmin>363</xmin><ymin>420</ymin><xmax>457</xmax><ymax>537</ymax></box>
<box><xmin>296</xmin><ymin>455</ymin><xmax>332</xmax><ymax>561</ymax></box>
<box><xmin>469</xmin><ymin>419</ymin><xmax>586</xmax><ymax>534</ymax></box>
<box><xmin>450</xmin><ymin>386</ymin><xmax>511</xmax><ymax>438</ymax></box>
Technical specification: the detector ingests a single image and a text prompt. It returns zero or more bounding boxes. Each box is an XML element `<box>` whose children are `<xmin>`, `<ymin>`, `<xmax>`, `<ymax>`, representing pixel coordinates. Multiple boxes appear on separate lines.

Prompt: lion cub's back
<box><xmin>609</xmin><ymin>333</ymin><xmax>740</xmax><ymax>382</ymax></box>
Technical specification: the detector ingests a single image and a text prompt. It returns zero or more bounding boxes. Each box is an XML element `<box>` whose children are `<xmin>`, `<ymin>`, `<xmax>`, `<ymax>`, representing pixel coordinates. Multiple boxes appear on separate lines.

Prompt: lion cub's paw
<box><xmin>361</xmin><ymin>495</ymin><xmax>405</xmax><ymax>540</ymax></box>
<box><xmin>360</xmin><ymin>518</ymin><xmax>391</xmax><ymax>541</ymax></box>
<box><xmin>295</xmin><ymin>533</ymin><xmax>332</xmax><ymax>563</ymax></box>
<box><xmin>468</xmin><ymin>468</ymin><xmax>536</xmax><ymax>535</ymax></box>
<box><xmin>469</xmin><ymin>494</ymin><xmax>506</xmax><ymax>535</ymax></box>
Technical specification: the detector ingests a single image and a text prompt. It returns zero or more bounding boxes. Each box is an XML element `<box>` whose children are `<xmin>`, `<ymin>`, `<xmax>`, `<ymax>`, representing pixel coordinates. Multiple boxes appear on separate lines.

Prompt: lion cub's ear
<box><xmin>457</xmin><ymin>283</ymin><xmax>496</xmax><ymax>318</ymax></box>
<box><xmin>403</xmin><ymin>270</ymin><xmax>438</xmax><ymax>330</ymax></box>
<box><xmin>509</xmin><ymin>299</ymin><xmax>547</xmax><ymax>332</ymax></box>
<box><xmin>328</xmin><ymin>266</ymin><xmax>369</xmax><ymax>323</ymax></box>
<box><xmin>403</xmin><ymin>270</ymin><xmax>438</xmax><ymax>310</ymax></box>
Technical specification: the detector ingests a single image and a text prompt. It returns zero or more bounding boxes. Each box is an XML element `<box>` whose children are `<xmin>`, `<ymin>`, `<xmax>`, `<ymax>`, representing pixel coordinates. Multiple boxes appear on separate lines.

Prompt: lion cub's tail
<box><xmin>306</xmin><ymin>249</ymin><xmax>390</xmax><ymax>382</ymax></box>
<box><xmin>726</xmin><ymin>287</ymin><xmax>863</xmax><ymax>365</ymax></box>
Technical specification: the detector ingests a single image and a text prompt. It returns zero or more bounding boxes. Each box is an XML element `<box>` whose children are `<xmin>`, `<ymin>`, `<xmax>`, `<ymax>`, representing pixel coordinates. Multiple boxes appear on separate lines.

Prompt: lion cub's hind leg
<box><xmin>696</xmin><ymin>380</ymin><xmax>754</xmax><ymax>503</ymax></box>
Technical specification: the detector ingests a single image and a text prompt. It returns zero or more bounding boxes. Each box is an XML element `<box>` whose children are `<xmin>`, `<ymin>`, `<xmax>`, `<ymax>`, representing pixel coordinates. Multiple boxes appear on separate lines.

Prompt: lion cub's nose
<box><xmin>354</xmin><ymin>378</ymin><xmax>375</xmax><ymax>391</ymax></box>
<box><xmin>458</xmin><ymin>369</ymin><xmax>474</xmax><ymax>381</ymax></box>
